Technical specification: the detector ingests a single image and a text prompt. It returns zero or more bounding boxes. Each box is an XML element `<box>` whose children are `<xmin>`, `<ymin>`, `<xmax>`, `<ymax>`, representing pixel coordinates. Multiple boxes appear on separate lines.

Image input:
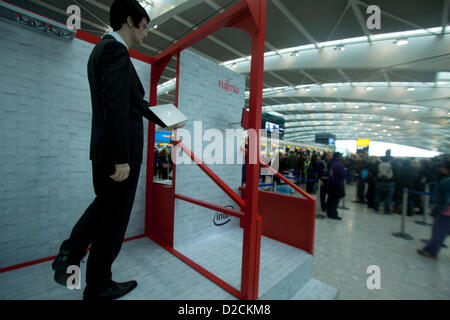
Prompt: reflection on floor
<box><xmin>312</xmin><ymin>183</ymin><xmax>450</xmax><ymax>300</ymax></box>
<box><xmin>0</xmin><ymin>184</ymin><xmax>448</xmax><ymax>300</ymax></box>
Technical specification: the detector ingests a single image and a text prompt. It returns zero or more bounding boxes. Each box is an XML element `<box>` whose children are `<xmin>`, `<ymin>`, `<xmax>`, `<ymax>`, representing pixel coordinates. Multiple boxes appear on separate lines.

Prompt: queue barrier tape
<box><xmin>408</xmin><ymin>190</ymin><xmax>433</xmax><ymax>196</ymax></box>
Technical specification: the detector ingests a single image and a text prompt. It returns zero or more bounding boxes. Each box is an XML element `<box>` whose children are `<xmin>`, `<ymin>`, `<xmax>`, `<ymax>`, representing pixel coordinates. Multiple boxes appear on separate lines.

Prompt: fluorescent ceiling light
<box><xmin>381</xmin><ymin>106</ymin><xmax>387</xmax><ymax>110</ymax></box>
<box><xmin>395</xmin><ymin>39</ymin><xmax>409</xmax><ymax>46</ymax></box>
<box><xmin>406</xmin><ymin>87</ymin><xmax>416</xmax><ymax>91</ymax></box>
<box><xmin>354</xmin><ymin>105</ymin><xmax>359</xmax><ymax>109</ymax></box>
<box><xmin>332</xmin><ymin>87</ymin><xmax>338</xmax><ymax>91</ymax></box>
<box><xmin>366</xmin><ymin>86</ymin><xmax>374</xmax><ymax>91</ymax></box>
<box><xmin>411</xmin><ymin>109</ymin><xmax>418</xmax><ymax>112</ymax></box>
<box><xmin>436</xmin><ymin>72</ymin><xmax>450</xmax><ymax>82</ymax></box>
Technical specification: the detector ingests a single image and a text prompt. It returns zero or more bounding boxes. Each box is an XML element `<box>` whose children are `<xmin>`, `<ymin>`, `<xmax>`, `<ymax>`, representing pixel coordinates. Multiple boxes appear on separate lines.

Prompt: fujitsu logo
<box><xmin>213</xmin><ymin>206</ymin><xmax>233</xmax><ymax>226</ymax></box>
<box><xmin>218</xmin><ymin>79</ymin><xmax>239</xmax><ymax>94</ymax></box>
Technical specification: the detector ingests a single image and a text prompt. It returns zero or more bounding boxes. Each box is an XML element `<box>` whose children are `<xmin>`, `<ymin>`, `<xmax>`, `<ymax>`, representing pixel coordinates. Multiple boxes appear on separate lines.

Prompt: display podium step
<box><xmin>290</xmin><ymin>278</ymin><xmax>339</xmax><ymax>300</ymax></box>
<box><xmin>174</xmin><ymin>227</ymin><xmax>338</xmax><ymax>300</ymax></box>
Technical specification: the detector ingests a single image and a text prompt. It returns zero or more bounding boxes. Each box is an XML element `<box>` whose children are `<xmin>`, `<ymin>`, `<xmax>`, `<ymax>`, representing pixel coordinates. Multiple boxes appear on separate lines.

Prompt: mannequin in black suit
<box><xmin>52</xmin><ymin>0</ymin><xmax>180</xmax><ymax>300</ymax></box>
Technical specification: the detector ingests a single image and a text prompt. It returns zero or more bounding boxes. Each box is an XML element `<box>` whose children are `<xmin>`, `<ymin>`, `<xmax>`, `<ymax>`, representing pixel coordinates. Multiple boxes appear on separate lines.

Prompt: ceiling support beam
<box><xmin>271</xmin><ymin>0</ymin><xmax>320</xmax><ymax>50</ymax></box>
<box><xmin>442</xmin><ymin>0</ymin><xmax>450</xmax><ymax>35</ymax></box>
<box><xmin>348</xmin><ymin>0</ymin><xmax>372</xmax><ymax>42</ymax></box>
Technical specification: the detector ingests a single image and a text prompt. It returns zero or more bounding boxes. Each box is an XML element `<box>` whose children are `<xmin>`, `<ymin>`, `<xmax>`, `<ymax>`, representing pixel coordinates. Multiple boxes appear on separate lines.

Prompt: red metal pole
<box><xmin>240</xmin><ymin>0</ymin><xmax>266</xmax><ymax>300</ymax></box>
<box><xmin>144</xmin><ymin>65</ymin><xmax>158</xmax><ymax>237</ymax></box>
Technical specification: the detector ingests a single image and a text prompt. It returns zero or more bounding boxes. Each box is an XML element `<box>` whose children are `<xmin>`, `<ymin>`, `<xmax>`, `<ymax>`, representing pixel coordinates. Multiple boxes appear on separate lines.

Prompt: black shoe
<box><xmin>83</xmin><ymin>281</ymin><xmax>138</xmax><ymax>300</ymax></box>
<box><xmin>52</xmin><ymin>249</ymin><xmax>84</xmax><ymax>286</ymax></box>
<box><xmin>417</xmin><ymin>249</ymin><xmax>437</xmax><ymax>259</ymax></box>
<box><xmin>329</xmin><ymin>216</ymin><xmax>342</xmax><ymax>220</ymax></box>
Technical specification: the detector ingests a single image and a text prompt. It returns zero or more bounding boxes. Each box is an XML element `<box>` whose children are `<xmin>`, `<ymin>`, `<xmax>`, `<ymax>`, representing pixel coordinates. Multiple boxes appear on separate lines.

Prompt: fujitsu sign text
<box><xmin>218</xmin><ymin>79</ymin><xmax>240</xmax><ymax>94</ymax></box>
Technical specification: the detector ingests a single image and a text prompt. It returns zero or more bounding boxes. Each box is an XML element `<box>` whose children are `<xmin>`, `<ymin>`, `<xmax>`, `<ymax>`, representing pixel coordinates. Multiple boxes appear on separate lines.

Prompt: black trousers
<box><xmin>327</xmin><ymin>184</ymin><xmax>344</xmax><ymax>218</ymax></box>
<box><xmin>60</xmin><ymin>162</ymin><xmax>141</xmax><ymax>291</ymax></box>
<box><xmin>320</xmin><ymin>179</ymin><xmax>328</xmax><ymax>211</ymax></box>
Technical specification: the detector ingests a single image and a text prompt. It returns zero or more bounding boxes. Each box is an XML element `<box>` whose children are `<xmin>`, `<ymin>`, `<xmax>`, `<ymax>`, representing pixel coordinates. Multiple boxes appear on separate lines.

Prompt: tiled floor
<box><xmin>311</xmin><ymin>183</ymin><xmax>450</xmax><ymax>300</ymax></box>
<box><xmin>0</xmin><ymin>184</ymin><xmax>448</xmax><ymax>300</ymax></box>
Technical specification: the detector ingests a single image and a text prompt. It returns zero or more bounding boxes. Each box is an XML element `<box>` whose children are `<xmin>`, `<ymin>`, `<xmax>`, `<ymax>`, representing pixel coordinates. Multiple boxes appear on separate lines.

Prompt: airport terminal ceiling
<box><xmin>8</xmin><ymin>0</ymin><xmax>450</xmax><ymax>152</ymax></box>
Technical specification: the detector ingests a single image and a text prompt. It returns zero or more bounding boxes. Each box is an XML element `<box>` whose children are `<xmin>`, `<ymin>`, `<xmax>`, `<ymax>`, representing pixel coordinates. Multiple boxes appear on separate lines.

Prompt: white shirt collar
<box><xmin>108</xmin><ymin>31</ymin><xmax>129</xmax><ymax>49</ymax></box>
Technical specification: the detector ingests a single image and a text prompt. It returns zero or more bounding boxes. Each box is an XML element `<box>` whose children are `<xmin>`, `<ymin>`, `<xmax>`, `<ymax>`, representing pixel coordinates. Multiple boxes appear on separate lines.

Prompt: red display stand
<box><xmin>145</xmin><ymin>0</ymin><xmax>315</xmax><ymax>300</ymax></box>
<box><xmin>0</xmin><ymin>0</ymin><xmax>316</xmax><ymax>301</ymax></box>
<box><xmin>145</xmin><ymin>0</ymin><xmax>268</xmax><ymax>300</ymax></box>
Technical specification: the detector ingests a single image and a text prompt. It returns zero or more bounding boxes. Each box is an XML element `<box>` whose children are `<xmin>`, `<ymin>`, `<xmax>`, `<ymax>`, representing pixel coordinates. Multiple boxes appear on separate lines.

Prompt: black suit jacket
<box><xmin>87</xmin><ymin>35</ymin><xmax>165</xmax><ymax>165</ymax></box>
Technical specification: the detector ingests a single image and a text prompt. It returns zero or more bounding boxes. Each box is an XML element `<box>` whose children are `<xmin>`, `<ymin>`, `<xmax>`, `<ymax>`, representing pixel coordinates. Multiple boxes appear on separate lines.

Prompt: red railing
<box><xmin>145</xmin><ymin>0</ymin><xmax>267</xmax><ymax>300</ymax></box>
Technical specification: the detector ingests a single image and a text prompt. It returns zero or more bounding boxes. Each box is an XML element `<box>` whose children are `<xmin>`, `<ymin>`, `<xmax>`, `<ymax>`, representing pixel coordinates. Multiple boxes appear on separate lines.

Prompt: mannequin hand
<box><xmin>110</xmin><ymin>163</ymin><xmax>130</xmax><ymax>182</ymax></box>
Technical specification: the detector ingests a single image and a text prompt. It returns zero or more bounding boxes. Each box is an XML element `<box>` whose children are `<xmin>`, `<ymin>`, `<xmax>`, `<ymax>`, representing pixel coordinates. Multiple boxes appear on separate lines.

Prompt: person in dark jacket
<box><xmin>366</xmin><ymin>156</ymin><xmax>378</xmax><ymax>208</ymax></box>
<box><xmin>417</xmin><ymin>156</ymin><xmax>450</xmax><ymax>258</ymax></box>
<box><xmin>327</xmin><ymin>153</ymin><xmax>346</xmax><ymax>220</ymax></box>
<box><xmin>285</xmin><ymin>150</ymin><xmax>298</xmax><ymax>170</ymax></box>
<box><xmin>354</xmin><ymin>151</ymin><xmax>369</xmax><ymax>203</ymax></box>
<box><xmin>318</xmin><ymin>152</ymin><xmax>332</xmax><ymax>211</ymax></box>
<box><xmin>306</xmin><ymin>154</ymin><xmax>319</xmax><ymax>193</ymax></box>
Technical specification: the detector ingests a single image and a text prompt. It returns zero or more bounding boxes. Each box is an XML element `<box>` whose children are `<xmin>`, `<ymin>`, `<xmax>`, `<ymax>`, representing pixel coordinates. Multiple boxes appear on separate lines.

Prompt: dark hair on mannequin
<box><xmin>110</xmin><ymin>0</ymin><xmax>150</xmax><ymax>31</ymax></box>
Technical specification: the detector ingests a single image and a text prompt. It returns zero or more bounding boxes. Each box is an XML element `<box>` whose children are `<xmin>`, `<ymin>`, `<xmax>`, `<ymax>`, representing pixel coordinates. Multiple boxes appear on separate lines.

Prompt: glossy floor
<box><xmin>312</xmin><ymin>183</ymin><xmax>450</xmax><ymax>300</ymax></box>
<box><xmin>0</xmin><ymin>184</ymin><xmax>448</xmax><ymax>300</ymax></box>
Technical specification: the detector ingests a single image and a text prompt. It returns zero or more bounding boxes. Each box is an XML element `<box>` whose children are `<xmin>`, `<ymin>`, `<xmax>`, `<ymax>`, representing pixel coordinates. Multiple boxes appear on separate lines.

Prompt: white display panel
<box><xmin>173</xmin><ymin>49</ymin><xmax>246</xmax><ymax>289</ymax></box>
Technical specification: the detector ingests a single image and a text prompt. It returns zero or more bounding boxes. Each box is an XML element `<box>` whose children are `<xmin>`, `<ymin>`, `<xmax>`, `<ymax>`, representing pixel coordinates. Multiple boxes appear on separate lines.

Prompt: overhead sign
<box><xmin>357</xmin><ymin>139</ymin><xmax>370</xmax><ymax>147</ymax></box>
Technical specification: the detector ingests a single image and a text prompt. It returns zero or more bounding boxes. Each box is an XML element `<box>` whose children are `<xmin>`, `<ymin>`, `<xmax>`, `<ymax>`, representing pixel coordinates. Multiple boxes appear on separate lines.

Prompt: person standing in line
<box><xmin>318</xmin><ymin>152</ymin><xmax>332</xmax><ymax>212</ymax></box>
<box><xmin>373</xmin><ymin>149</ymin><xmax>396</xmax><ymax>214</ymax></box>
<box><xmin>354</xmin><ymin>151</ymin><xmax>368</xmax><ymax>203</ymax></box>
<box><xmin>52</xmin><ymin>0</ymin><xmax>183</xmax><ymax>300</ymax></box>
<box><xmin>366</xmin><ymin>156</ymin><xmax>378</xmax><ymax>209</ymax></box>
<box><xmin>417</xmin><ymin>156</ymin><xmax>450</xmax><ymax>258</ymax></box>
<box><xmin>327</xmin><ymin>152</ymin><xmax>346</xmax><ymax>220</ymax></box>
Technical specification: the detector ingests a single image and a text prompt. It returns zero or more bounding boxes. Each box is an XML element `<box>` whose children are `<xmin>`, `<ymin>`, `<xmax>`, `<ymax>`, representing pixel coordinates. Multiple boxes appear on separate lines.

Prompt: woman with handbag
<box><xmin>417</xmin><ymin>155</ymin><xmax>450</xmax><ymax>258</ymax></box>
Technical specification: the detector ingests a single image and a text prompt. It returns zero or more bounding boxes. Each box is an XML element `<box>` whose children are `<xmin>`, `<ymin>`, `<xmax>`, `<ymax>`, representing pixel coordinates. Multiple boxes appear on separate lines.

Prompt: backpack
<box><xmin>377</xmin><ymin>161</ymin><xmax>393</xmax><ymax>180</ymax></box>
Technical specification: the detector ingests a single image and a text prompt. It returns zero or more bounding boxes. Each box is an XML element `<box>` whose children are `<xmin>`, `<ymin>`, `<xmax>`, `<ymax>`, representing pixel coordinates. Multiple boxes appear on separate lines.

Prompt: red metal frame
<box><xmin>0</xmin><ymin>234</ymin><xmax>146</xmax><ymax>274</ymax></box>
<box><xmin>145</xmin><ymin>0</ymin><xmax>267</xmax><ymax>300</ymax></box>
<box><xmin>2</xmin><ymin>0</ymin><xmax>314</xmax><ymax>300</ymax></box>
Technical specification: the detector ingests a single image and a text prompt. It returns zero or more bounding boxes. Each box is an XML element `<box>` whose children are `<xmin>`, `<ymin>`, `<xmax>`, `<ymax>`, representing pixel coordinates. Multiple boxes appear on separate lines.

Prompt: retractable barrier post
<box><xmin>392</xmin><ymin>188</ymin><xmax>414</xmax><ymax>240</ymax></box>
<box><xmin>415</xmin><ymin>184</ymin><xmax>432</xmax><ymax>226</ymax></box>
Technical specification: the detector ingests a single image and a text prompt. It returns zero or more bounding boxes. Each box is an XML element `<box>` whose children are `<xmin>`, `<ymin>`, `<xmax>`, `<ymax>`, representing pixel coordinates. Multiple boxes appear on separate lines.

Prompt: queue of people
<box><xmin>276</xmin><ymin>149</ymin><xmax>450</xmax><ymax>259</ymax></box>
<box><xmin>154</xmin><ymin>146</ymin><xmax>173</xmax><ymax>180</ymax></box>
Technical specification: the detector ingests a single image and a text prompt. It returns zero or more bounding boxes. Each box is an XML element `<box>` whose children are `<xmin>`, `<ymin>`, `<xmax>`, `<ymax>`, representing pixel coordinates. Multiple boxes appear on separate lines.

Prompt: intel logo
<box><xmin>213</xmin><ymin>206</ymin><xmax>233</xmax><ymax>226</ymax></box>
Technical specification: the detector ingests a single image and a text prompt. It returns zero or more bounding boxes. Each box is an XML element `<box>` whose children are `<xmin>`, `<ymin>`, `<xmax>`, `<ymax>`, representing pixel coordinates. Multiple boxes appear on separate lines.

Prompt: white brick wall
<box><xmin>0</xmin><ymin>20</ymin><xmax>151</xmax><ymax>268</ymax></box>
<box><xmin>174</xmin><ymin>50</ymin><xmax>246</xmax><ymax>248</ymax></box>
